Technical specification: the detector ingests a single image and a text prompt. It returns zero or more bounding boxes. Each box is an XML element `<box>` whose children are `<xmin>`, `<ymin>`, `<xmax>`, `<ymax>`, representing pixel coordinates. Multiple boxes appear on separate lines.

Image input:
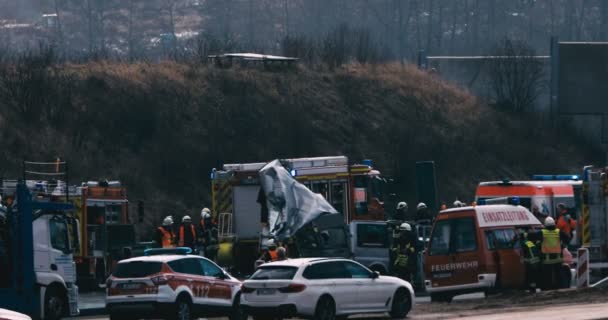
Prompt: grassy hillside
<box><xmin>0</xmin><ymin>59</ymin><xmax>598</xmax><ymax>239</ymax></box>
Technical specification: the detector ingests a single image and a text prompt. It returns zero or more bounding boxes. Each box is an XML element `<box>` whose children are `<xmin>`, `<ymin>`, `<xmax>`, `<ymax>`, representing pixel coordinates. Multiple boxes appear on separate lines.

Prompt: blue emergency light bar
<box><xmin>144</xmin><ymin>247</ymin><xmax>192</xmax><ymax>256</ymax></box>
<box><xmin>477</xmin><ymin>197</ymin><xmax>520</xmax><ymax>206</ymax></box>
<box><xmin>532</xmin><ymin>174</ymin><xmax>580</xmax><ymax>181</ymax></box>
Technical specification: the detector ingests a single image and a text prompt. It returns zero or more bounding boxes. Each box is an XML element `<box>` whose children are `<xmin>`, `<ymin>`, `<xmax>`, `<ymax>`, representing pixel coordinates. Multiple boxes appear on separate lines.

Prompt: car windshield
<box><xmin>50</xmin><ymin>217</ymin><xmax>70</xmax><ymax>253</ymax></box>
<box><xmin>113</xmin><ymin>261</ymin><xmax>163</xmax><ymax>278</ymax></box>
<box><xmin>250</xmin><ymin>266</ymin><xmax>298</xmax><ymax>280</ymax></box>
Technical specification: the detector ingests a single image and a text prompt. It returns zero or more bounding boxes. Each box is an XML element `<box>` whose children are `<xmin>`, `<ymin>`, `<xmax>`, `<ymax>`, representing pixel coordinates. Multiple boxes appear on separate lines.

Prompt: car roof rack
<box><xmin>144</xmin><ymin>247</ymin><xmax>192</xmax><ymax>256</ymax></box>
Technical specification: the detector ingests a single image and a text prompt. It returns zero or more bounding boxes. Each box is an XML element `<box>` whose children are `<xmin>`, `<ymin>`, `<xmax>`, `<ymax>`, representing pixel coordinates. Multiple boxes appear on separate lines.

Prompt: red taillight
<box><xmin>278</xmin><ymin>284</ymin><xmax>306</xmax><ymax>293</ymax></box>
<box><xmin>151</xmin><ymin>275</ymin><xmax>169</xmax><ymax>285</ymax></box>
<box><xmin>241</xmin><ymin>285</ymin><xmax>255</xmax><ymax>294</ymax></box>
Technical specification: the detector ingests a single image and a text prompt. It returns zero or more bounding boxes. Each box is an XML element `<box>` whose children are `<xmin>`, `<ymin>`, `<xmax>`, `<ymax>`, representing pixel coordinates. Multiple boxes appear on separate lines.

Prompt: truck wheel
<box><xmin>389</xmin><ymin>288</ymin><xmax>412</xmax><ymax>318</ymax></box>
<box><xmin>44</xmin><ymin>286</ymin><xmax>66</xmax><ymax>320</ymax></box>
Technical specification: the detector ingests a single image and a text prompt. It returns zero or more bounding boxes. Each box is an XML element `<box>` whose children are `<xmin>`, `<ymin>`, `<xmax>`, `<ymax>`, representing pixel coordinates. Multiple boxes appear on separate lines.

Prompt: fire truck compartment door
<box><xmin>233</xmin><ymin>186</ymin><xmax>262</xmax><ymax>239</ymax></box>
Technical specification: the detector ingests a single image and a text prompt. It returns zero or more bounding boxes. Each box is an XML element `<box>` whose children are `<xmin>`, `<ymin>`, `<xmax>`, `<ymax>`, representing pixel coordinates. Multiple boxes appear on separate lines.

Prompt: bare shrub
<box><xmin>487</xmin><ymin>38</ymin><xmax>545</xmax><ymax>113</ymax></box>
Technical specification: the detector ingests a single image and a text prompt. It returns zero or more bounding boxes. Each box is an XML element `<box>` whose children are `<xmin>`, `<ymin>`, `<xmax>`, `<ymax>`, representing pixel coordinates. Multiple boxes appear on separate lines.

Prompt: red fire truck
<box><xmin>211</xmin><ymin>156</ymin><xmax>387</xmax><ymax>275</ymax></box>
<box><xmin>73</xmin><ymin>181</ymin><xmax>132</xmax><ymax>289</ymax></box>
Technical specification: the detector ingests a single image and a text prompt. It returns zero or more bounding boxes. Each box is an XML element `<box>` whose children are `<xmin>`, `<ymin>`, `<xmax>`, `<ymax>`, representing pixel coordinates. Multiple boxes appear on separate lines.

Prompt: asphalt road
<box><xmin>69</xmin><ymin>301</ymin><xmax>608</xmax><ymax>320</ymax></box>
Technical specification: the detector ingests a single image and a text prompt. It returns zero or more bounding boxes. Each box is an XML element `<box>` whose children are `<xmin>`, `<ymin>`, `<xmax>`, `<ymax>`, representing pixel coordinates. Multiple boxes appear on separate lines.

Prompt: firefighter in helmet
<box><xmin>155</xmin><ymin>216</ymin><xmax>175</xmax><ymax>248</ymax></box>
<box><xmin>391</xmin><ymin>223</ymin><xmax>417</xmax><ymax>282</ymax></box>
<box><xmin>260</xmin><ymin>239</ymin><xmax>279</xmax><ymax>262</ymax></box>
<box><xmin>178</xmin><ymin>215</ymin><xmax>197</xmax><ymax>251</ymax></box>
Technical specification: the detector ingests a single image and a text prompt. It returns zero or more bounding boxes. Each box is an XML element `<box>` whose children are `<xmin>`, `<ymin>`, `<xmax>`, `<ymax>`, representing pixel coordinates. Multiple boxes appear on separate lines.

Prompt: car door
<box><xmin>485</xmin><ymin>229</ymin><xmax>525</xmax><ymax>289</ymax></box>
<box><xmin>322</xmin><ymin>261</ymin><xmax>359</xmax><ymax>313</ymax></box>
<box><xmin>449</xmin><ymin>217</ymin><xmax>482</xmax><ymax>287</ymax></box>
<box><xmin>199</xmin><ymin>258</ymin><xmax>233</xmax><ymax>307</ymax></box>
<box><xmin>167</xmin><ymin>258</ymin><xmax>209</xmax><ymax>307</ymax></box>
<box><xmin>342</xmin><ymin>261</ymin><xmax>388</xmax><ymax>311</ymax></box>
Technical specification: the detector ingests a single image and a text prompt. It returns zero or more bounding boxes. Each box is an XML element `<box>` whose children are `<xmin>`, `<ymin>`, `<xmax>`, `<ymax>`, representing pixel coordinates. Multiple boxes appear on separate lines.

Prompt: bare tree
<box><xmin>487</xmin><ymin>38</ymin><xmax>545</xmax><ymax>113</ymax></box>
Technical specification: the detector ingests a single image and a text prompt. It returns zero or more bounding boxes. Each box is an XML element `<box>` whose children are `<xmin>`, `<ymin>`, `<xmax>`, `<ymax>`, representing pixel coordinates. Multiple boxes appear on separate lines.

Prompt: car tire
<box><xmin>430</xmin><ymin>293</ymin><xmax>453</xmax><ymax>303</ymax></box>
<box><xmin>44</xmin><ymin>286</ymin><xmax>66</xmax><ymax>320</ymax></box>
<box><xmin>389</xmin><ymin>288</ymin><xmax>412</xmax><ymax>318</ymax></box>
<box><xmin>230</xmin><ymin>293</ymin><xmax>247</xmax><ymax>320</ymax></box>
<box><xmin>314</xmin><ymin>296</ymin><xmax>336</xmax><ymax>320</ymax></box>
<box><xmin>169</xmin><ymin>295</ymin><xmax>192</xmax><ymax>320</ymax></box>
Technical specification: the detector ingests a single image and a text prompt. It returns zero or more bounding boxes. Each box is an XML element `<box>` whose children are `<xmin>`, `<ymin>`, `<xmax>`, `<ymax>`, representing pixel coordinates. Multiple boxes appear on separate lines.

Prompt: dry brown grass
<box><xmin>0</xmin><ymin>61</ymin><xmax>598</xmax><ymax>239</ymax></box>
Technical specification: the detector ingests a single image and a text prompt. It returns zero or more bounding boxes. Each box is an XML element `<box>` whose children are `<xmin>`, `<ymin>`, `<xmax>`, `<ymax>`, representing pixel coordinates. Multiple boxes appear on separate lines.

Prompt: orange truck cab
<box><xmin>424</xmin><ymin>204</ymin><xmax>542</xmax><ymax>302</ymax></box>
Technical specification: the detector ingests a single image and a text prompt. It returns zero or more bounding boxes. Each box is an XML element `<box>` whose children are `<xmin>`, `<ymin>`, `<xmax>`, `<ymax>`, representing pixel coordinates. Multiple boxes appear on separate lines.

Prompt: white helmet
<box><xmin>453</xmin><ymin>200</ymin><xmax>463</xmax><ymax>208</ymax></box>
<box><xmin>417</xmin><ymin>202</ymin><xmax>427</xmax><ymax>210</ymax></box>
<box><xmin>201</xmin><ymin>208</ymin><xmax>211</xmax><ymax>219</ymax></box>
<box><xmin>266</xmin><ymin>239</ymin><xmax>277</xmax><ymax>249</ymax></box>
<box><xmin>162</xmin><ymin>217</ymin><xmax>173</xmax><ymax>226</ymax></box>
<box><xmin>396</xmin><ymin>202</ymin><xmax>408</xmax><ymax>210</ymax></box>
<box><xmin>399</xmin><ymin>222</ymin><xmax>412</xmax><ymax>231</ymax></box>
<box><xmin>544</xmin><ymin>216</ymin><xmax>556</xmax><ymax>227</ymax></box>
<box><xmin>182</xmin><ymin>215</ymin><xmax>192</xmax><ymax>223</ymax></box>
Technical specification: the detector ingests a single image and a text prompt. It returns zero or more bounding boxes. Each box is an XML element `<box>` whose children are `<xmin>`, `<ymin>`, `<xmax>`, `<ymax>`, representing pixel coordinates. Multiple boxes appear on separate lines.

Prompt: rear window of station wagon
<box><xmin>251</xmin><ymin>266</ymin><xmax>299</xmax><ymax>280</ymax></box>
<box><xmin>113</xmin><ymin>261</ymin><xmax>162</xmax><ymax>278</ymax></box>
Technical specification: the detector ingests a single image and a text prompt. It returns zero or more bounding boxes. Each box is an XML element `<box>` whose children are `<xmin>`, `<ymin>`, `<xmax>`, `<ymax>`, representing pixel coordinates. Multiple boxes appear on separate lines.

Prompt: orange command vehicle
<box><xmin>475</xmin><ymin>179</ymin><xmax>581</xmax><ymax>218</ymax></box>
<box><xmin>424</xmin><ymin>204</ymin><xmax>542</xmax><ymax>302</ymax></box>
<box><xmin>73</xmin><ymin>181</ymin><xmax>131</xmax><ymax>289</ymax></box>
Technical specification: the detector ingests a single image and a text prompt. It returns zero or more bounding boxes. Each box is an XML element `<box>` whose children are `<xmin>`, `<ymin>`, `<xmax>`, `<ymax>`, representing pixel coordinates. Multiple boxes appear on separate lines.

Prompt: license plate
<box><xmin>256</xmin><ymin>288</ymin><xmax>276</xmax><ymax>295</ymax></box>
<box><xmin>119</xmin><ymin>283</ymin><xmax>142</xmax><ymax>290</ymax></box>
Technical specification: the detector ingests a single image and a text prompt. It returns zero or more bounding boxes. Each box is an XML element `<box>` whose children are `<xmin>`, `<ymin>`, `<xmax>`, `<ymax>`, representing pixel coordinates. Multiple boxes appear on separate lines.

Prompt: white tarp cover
<box><xmin>259</xmin><ymin>159</ymin><xmax>338</xmax><ymax>240</ymax></box>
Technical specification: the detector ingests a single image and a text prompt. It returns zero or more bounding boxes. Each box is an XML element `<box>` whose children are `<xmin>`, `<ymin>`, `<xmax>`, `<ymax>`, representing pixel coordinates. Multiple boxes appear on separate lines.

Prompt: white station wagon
<box><xmin>240</xmin><ymin>258</ymin><xmax>415</xmax><ymax>320</ymax></box>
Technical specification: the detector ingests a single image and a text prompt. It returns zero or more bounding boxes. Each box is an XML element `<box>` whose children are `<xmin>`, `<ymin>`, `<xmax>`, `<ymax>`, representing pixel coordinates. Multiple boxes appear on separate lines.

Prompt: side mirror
<box><xmin>217</xmin><ymin>272</ymin><xmax>228</xmax><ymax>280</ymax></box>
<box><xmin>370</xmin><ymin>271</ymin><xmax>379</xmax><ymax>279</ymax></box>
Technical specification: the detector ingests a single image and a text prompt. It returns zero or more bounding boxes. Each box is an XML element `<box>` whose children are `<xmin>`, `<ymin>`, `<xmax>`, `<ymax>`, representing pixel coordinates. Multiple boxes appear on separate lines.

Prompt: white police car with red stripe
<box><xmin>105</xmin><ymin>248</ymin><xmax>245</xmax><ymax>320</ymax></box>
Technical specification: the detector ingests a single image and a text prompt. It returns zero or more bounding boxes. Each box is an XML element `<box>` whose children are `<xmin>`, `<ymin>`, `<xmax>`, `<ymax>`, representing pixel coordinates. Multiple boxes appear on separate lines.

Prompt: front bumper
<box><xmin>425</xmin><ymin>273</ymin><xmax>497</xmax><ymax>293</ymax></box>
<box><xmin>67</xmin><ymin>284</ymin><xmax>80</xmax><ymax>316</ymax></box>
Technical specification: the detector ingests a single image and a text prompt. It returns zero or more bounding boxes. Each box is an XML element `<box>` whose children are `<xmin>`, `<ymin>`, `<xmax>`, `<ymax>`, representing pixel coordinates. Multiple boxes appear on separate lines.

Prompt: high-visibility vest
<box><xmin>523</xmin><ymin>240</ymin><xmax>540</xmax><ymax>265</ymax></box>
<box><xmin>179</xmin><ymin>224</ymin><xmax>196</xmax><ymax>246</ymax></box>
<box><xmin>541</xmin><ymin>228</ymin><xmax>562</xmax><ymax>264</ymax></box>
<box><xmin>393</xmin><ymin>243</ymin><xmax>415</xmax><ymax>268</ymax></box>
<box><xmin>269</xmin><ymin>249</ymin><xmax>278</xmax><ymax>261</ymax></box>
<box><xmin>158</xmin><ymin>227</ymin><xmax>175</xmax><ymax>248</ymax></box>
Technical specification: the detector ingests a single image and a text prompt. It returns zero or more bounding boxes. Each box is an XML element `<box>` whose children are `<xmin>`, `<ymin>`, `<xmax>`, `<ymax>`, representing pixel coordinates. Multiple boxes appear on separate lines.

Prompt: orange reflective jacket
<box><xmin>158</xmin><ymin>227</ymin><xmax>175</xmax><ymax>248</ymax></box>
<box><xmin>179</xmin><ymin>224</ymin><xmax>196</xmax><ymax>246</ymax></box>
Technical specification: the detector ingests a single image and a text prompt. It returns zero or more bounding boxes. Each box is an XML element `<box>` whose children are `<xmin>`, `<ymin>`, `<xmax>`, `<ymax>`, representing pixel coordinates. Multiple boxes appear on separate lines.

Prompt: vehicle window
<box><xmin>169</xmin><ymin>258</ymin><xmax>204</xmax><ymax>276</ymax></box>
<box><xmin>429</xmin><ymin>220</ymin><xmax>450</xmax><ymax>256</ymax></box>
<box><xmin>356</xmin><ymin>224</ymin><xmax>388</xmax><ymax>248</ymax></box>
<box><xmin>50</xmin><ymin>217</ymin><xmax>70</xmax><ymax>253</ymax></box>
<box><xmin>343</xmin><ymin>261</ymin><xmax>371</xmax><ymax>279</ymax></box>
<box><xmin>319</xmin><ymin>227</ymin><xmax>347</xmax><ymax>249</ymax></box>
<box><xmin>485</xmin><ymin>229</ymin><xmax>519</xmax><ymax>250</ymax></box>
<box><xmin>354</xmin><ymin>176</ymin><xmax>368</xmax><ymax>216</ymax></box>
<box><xmin>330</xmin><ymin>182</ymin><xmax>346</xmax><ymax>215</ymax></box>
<box><xmin>113</xmin><ymin>261</ymin><xmax>162</xmax><ymax>278</ymax></box>
<box><xmin>251</xmin><ymin>266</ymin><xmax>298</xmax><ymax>280</ymax></box>
<box><xmin>303</xmin><ymin>261</ymin><xmax>349</xmax><ymax>279</ymax></box>
<box><xmin>312</xmin><ymin>182</ymin><xmax>329</xmax><ymax>200</ymax></box>
<box><xmin>452</xmin><ymin>218</ymin><xmax>477</xmax><ymax>253</ymax></box>
<box><xmin>199</xmin><ymin>259</ymin><xmax>223</xmax><ymax>278</ymax></box>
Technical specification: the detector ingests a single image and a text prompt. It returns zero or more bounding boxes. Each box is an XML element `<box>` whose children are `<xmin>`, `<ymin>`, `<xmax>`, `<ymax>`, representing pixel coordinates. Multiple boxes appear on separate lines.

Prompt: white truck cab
<box><xmin>33</xmin><ymin>214</ymin><xmax>79</xmax><ymax>319</ymax></box>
